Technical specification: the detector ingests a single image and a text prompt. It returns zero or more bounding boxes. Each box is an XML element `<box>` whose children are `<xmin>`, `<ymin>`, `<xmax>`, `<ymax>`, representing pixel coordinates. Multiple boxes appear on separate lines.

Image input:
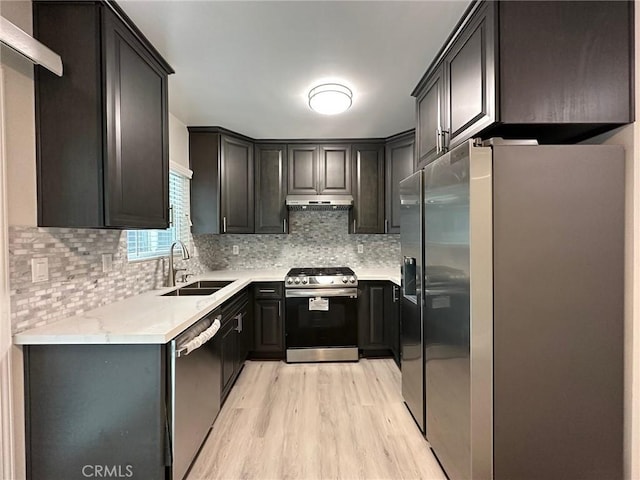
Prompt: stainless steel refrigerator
<box><xmin>400</xmin><ymin>170</ymin><xmax>425</xmax><ymax>433</ymax></box>
<box><xmin>401</xmin><ymin>139</ymin><xmax>624</xmax><ymax>480</ymax></box>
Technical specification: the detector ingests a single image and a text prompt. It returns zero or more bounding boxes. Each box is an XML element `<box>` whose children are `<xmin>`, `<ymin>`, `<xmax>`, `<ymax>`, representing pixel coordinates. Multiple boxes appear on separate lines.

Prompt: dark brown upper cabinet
<box><xmin>189</xmin><ymin>129</ymin><xmax>254</xmax><ymax>234</ymax></box>
<box><xmin>385</xmin><ymin>131</ymin><xmax>414</xmax><ymax>234</ymax></box>
<box><xmin>255</xmin><ymin>144</ymin><xmax>288</xmax><ymax>234</ymax></box>
<box><xmin>416</xmin><ymin>64</ymin><xmax>446</xmax><ymax>169</ymax></box>
<box><xmin>318</xmin><ymin>144</ymin><xmax>352</xmax><ymax>195</ymax></box>
<box><xmin>287</xmin><ymin>145</ymin><xmax>318</xmax><ymax>195</ymax></box>
<box><xmin>444</xmin><ymin>3</ymin><xmax>495</xmax><ymax>151</ymax></box>
<box><xmin>220</xmin><ymin>136</ymin><xmax>254</xmax><ymax>234</ymax></box>
<box><xmin>413</xmin><ymin>0</ymin><xmax>633</xmax><ymax>168</ymax></box>
<box><xmin>33</xmin><ymin>1</ymin><xmax>173</xmax><ymax>229</ymax></box>
<box><xmin>287</xmin><ymin>144</ymin><xmax>352</xmax><ymax>195</ymax></box>
<box><xmin>351</xmin><ymin>144</ymin><xmax>385</xmax><ymax>234</ymax></box>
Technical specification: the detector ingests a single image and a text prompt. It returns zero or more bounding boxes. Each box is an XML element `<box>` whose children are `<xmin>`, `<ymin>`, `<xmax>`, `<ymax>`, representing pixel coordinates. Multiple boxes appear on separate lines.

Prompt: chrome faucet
<box><xmin>168</xmin><ymin>240</ymin><xmax>190</xmax><ymax>287</ymax></box>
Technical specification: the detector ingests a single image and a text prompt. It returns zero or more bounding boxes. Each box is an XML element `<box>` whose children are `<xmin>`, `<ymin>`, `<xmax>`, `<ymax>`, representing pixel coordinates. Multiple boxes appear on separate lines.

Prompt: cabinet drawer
<box><xmin>253</xmin><ymin>282</ymin><xmax>283</xmax><ymax>299</ymax></box>
<box><xmin>222</xmin><ymin>290</ymin><xmax>249</xmax><ymax>321</ymax></box>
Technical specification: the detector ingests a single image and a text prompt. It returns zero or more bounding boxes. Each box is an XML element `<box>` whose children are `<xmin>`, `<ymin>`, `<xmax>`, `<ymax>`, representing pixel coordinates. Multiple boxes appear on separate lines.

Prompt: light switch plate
<box><xmin>102</xmin><ymin>254</ymin><xmax>113</xmax><ymax>272</ymax></box>
<box><xmin>357</xmin><ymin>244</ymin><xmax>364</xmax><ymax>254</ymax></box>
<box><xmin>31</xmin><ymin>257</ymin><xmax>49</xmax><ymax>283</ymax></box>
<box><xmin>232</xmin><ymin>245</ymin><xmax>239</xmax><ymax>255</ymax></box>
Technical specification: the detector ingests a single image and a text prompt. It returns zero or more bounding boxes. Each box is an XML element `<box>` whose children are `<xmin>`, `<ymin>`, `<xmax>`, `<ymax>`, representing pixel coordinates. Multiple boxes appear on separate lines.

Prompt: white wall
<box><xmin>2</xmin><ymin>1</ymin><xmax>37</xmax><ymax>228</ymax></box>
<box><xmin>1</xmin><ymin>2</ymin><xmax>33</xmax><ymax>477</ymax></box>
<box><xmin>169</xmin><ymin>113</ymin><xmax>190</xmax><ymax>170</ymax></box>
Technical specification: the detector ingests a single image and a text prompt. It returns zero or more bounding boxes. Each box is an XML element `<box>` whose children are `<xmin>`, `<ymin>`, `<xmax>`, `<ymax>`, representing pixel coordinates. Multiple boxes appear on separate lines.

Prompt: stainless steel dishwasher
<box><xmin>170</xmin><ymin>308</ymin><xmax>222</xmax><ymax>480</ymax></box>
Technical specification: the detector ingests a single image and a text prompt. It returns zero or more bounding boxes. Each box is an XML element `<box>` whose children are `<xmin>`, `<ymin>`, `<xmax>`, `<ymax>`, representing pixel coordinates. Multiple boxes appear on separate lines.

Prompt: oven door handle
<box><xmin>285</xmin><ymin>288</ymin><xmax>358</xmax><ymax>298</ymax></box>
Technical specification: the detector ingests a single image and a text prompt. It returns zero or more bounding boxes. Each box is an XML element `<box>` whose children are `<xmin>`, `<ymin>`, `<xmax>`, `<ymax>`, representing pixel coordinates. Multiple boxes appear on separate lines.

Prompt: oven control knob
<box><xmin>349</xmin><ymin>276</ymin><xmax>356</xmax><ymax>283</ymax></box>
<box><xmin>301</xmin><ymin>277</ymin><xmax>308</xmax><ymax>284</ymax></box>
<box><xmin>294</xmin><ymin>277</ymin><xmax>300</xmax><ymax>284</ymax></box>
<box><xmin>286</xmin><ymin>277</ymin><xmax>293</xmax><ymax>284</ymax></box>
<box><xmin>342</xmin><ymin>276</ymin><xmax>348</xmax><ymax>283</ymax></box>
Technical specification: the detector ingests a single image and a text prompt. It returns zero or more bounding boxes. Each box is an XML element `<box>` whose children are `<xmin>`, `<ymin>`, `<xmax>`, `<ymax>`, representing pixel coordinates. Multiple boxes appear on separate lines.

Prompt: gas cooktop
<box><xmin>287</xmin><ymin>267</ymin><xmax>354</xmax><ymax>277</ymax></box>
<box><xmin>285</xmin><ymin>267</ymin><xmax>357</xmax><ymax>287</ymax></box>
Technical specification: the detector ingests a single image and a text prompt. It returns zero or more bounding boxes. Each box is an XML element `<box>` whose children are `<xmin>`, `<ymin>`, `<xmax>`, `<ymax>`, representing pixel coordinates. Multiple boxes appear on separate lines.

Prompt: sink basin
<box><xmin>162</xmin><ymin>287</ymin><xmax>219</xmax><ymax>296</ymax></box>
<box><xmin>180</xmin><ymin>280</ymin><xmax>234</xmax><ymax>289</ymax></box>
<box><xmin>161</xmin><ymin>280</ymin><xmax>235</xmax><ymax>297</ymax></box>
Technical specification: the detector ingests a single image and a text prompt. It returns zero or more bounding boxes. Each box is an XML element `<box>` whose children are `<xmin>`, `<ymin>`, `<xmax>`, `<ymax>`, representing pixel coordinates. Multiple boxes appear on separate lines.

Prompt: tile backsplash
<box><xmin>195</xmin><ymin>211</ymin><xmax>400</xmax><ymax>270</ymax></box>
<box><xmin>8</xmin><ymin>226</ymin><xmax>202</xmax><ymax>334</ymax></box>
<box><xmin>9</xmin><ymin>211</ymin><xmax>399</xmax><ymax>334</ymax></box>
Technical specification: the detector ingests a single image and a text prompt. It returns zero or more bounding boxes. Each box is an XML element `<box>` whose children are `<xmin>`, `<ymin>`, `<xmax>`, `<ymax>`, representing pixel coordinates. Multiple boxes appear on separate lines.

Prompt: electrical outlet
<box><xmin>357</xmin><ymin>244</ymin><xmax>364</xmax><ymax>254</ymax></box>
<box><xmin>232</xmin><ymin>245</ymin><xmax>239</xmax><ymax>255</ymax></box>
<box><xmin>31</xmin><ymin>258</ymin><xmax>49</xmax><ymax>283</ymax></box>
<box><xmin>102</xmin><ymin>254</ymin><xmax>113</xmax><ymax>272</ymax></box>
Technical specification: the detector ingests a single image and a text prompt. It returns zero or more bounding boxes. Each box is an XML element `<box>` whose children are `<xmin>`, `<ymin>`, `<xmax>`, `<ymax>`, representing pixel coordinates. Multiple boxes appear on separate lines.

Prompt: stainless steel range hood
<box><xmin>286</xmin><ymin>195</ymin><xmax>353</xmax><ymax>211</ymax></box>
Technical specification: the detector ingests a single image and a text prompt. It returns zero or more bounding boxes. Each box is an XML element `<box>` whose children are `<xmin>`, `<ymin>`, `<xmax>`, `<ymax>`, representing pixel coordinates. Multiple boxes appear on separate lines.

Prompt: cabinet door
<box><xmin>220</xmin><ymin>135</ymin><xmax>254</xmax><ymax>233</ymax></box>
<box><xmin>351</xmin><ymin>144</ymin><xmax>384</xmax><ymax>234</ymax></box>
<box><xmin>416</xmin><ymin>64</ymin><xmax>445</xmax><ymax>170</ymax></box>
<box><xmin>388</xmin><ymin>283</ymin><xmax>401</xmax><ymax>368</ymax></box>
<box><xmin>319</xmin><ymin>144</ymin><xmax>352</xmax><ymax>194</ymax></box>
<box><xmin>288</xmin><ymin>145</ymin><xmax>318</xmax><ymax>194</ymax></box>
<box><xmin>189</xmin><ymin>132</ymin><xmax>220</xmax><ymax>234</ymax></box>
<box><xmin>499</xmin><ymin>1</ymin><xmax>632</xmax><ymax>125</ymax></box>
<box><xmin>385</xmin><ymin>134</ymin><xmax>414</xmax><ymax>234</ymax></box>
<box><xmin>34</xmin><ymin>2</ymin><xmax>105</xmax><ymax>228</ymax></box>
<box><xmin>236</xmin><ymin>306</ymin><xmax>250</xmax><ymax>365</ymax></box>
<box><xmin>358</xmin><ymin>282</ymin><xmax>391</xmax><ymax>351</ymax></box>
<box><xmin>444</xmin><ymin>1</ymin><xmax>496</xmax><ymax>150</ymax></box>
<box><xmin>104</xmin><ymin>11</ymin><xmax>169</xmax><ymax>228</ymax></box>
<box><xmin>255</xmin><ymin>144</ymin><xmax>288</xmax><ymax>233</ymax></box>
<box><xmin>220</xmin><ymin>319</ymin><xmax>238</xmax><ymax>401</ymax></box>
<box><xmin>254</xmin><ymin>299</ymin><xmax>284</xmax><ymax>354</ymax></box>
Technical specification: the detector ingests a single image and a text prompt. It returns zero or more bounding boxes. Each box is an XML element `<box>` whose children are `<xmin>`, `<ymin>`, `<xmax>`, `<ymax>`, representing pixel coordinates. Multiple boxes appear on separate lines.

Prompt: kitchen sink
<box><xmin>161</xmin><ymin>280</ymin><xmax>234</xmax><ymax>297</ymax></box>
<box><xmin>180</xmin><ymin>280</ymin><xmax>233</xmax><ymax>289</ymax></box>
<box><xmin>162</xmin><ymin>288</ymin><xmax>219</xmax><ymax>296</ymax></box>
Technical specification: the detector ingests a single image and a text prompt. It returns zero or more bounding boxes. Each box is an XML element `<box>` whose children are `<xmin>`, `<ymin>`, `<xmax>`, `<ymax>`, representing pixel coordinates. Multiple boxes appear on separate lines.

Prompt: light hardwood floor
<box><xmin>187</xmin><ymin>359</ymin><xmax>447</xmax><ymax>480</ymax></box>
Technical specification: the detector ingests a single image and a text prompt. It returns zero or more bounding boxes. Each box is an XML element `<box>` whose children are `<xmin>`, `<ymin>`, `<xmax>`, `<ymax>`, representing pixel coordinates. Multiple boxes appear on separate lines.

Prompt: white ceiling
<box><xmin>119</xmin><ymin>0</ymin><xmax>471</xmax><ymax>139</ymax></box>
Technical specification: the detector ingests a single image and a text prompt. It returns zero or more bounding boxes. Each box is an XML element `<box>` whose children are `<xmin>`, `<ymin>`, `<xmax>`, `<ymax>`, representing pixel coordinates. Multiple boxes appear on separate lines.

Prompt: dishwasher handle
<box><xmin>176</xmin><ymin>315</ymin><xmax>221</xmax><ymax>357</ymax></box>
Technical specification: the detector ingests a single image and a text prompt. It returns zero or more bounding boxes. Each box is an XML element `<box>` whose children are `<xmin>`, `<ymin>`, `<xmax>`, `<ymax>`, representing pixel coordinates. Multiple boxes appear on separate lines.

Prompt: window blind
<box><xmin>127</xmin><ymin>171</ymin><xmax>191</xmax><ymax>261</ymax></box>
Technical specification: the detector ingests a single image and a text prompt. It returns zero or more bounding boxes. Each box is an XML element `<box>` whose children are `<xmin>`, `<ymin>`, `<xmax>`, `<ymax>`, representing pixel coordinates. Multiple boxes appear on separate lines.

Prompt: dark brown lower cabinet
<box><xmin>358</xmin><ymin>281</ymin><xmax>400</xmax><ymax>363</ymax></box>
<box><xmin>219</xmin><ymin>289</ymin><xmax>249</xmax><ymax>403</ymax></box>
<box><xmin>389</xmin><ymin>283</ymin><xmax>401</xmax><ymax>367</ymax></box>
<box><xmin>252</xmin><ymin>282</ymin><xmax>285</xmax><ymax>358</ymax></box>
<box><xmin>219</xmin><ymin>318</ymin><xmax>238</xmax><ymax>403</ymax></box>
<box><xmin>24</xmin><ymin>344</ymin><xmax>169</xmax><ymax>479</ymax></box>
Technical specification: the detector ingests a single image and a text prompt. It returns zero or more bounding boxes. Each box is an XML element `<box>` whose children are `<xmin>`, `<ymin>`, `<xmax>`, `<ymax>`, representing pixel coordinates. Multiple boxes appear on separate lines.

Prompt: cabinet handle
<box><xmin>392</xmin><ymin>286</ymin><xmax>398</xmax><ymax>302</ymax></box>
<box><xmin>441</xmin><ymin>129</ymin><xmax>449</xmax><ymax>152</ymax></box>
<box><xmin>168</xmin><ymin>206</ymin><xmax>174</xmax><ymax>226</ymax></box>
<box><xmin>384</xmin><ymin>219</ymin><xmax>389</xmax><ymax>234</ymax></box>
<box><xmin>278</xmin><ymin>301</ymin><xmax>281</xmax><ymax>317</ymax></box>
<box><xmin>436</xmin><ymin>127</ymin><xmax>442</xmax><ymax>154</ymax></box>
<box><xmin>283</xmin><ymin>218</ymin><xmax>287</xmax><ymax>233</ymax></box>
<box><xmin>260</xmin><ymin>289</ymin><xmax>276</xmax><ymax>294</ymax></box>
<box><xmin>235</xmin><ymin>312</ymin><xmax>243</xmax><ymax>333</ymax></box>
<box><xmin>353</xmin><ymin>219</ymin><xmax>356</xmax><ymax>233</ymax></box>
<box><xmin>222</xmin><ymin>216</ymin><xmax>227</xmax><ymax>233</ymax></box>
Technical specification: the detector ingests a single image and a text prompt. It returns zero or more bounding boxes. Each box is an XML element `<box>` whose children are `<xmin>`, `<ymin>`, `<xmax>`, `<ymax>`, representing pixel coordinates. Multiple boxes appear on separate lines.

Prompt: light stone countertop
<box><xmin>13</xmin><ymin>267</ymin><xmax>400</xmax><ymax>345</ymax></box>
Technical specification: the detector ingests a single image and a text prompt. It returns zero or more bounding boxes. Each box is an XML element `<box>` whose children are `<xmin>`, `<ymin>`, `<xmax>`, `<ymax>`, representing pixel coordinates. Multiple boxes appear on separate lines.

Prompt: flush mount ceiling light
<box><xmin>308</xmin><ymin>83</ymin><xmax>353</xmax><ymax>115</ymax></box>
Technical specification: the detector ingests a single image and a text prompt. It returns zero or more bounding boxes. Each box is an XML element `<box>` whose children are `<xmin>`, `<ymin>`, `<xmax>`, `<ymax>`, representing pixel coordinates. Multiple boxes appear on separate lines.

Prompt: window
<box><xmin>127</xmin><ymin>169</ymin><xmax>191</xmax><ymax>261</ymax></box>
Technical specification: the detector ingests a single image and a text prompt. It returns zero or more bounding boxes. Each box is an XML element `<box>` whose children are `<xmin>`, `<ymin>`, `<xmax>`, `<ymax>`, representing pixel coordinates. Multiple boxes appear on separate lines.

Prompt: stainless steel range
<box><xmin>284</xmin><ymin>267</ymin><xmax>359</xmax><ymax>363</ymax></box>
